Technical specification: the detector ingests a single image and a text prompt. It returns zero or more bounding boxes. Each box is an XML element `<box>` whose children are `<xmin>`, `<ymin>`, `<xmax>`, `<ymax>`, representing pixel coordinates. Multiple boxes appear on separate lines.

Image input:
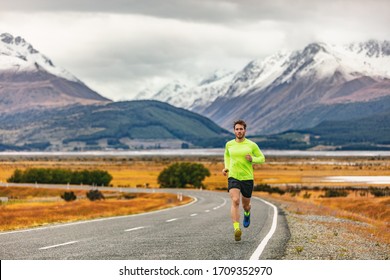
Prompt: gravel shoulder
<box><xmin>262</xmin><ymin>197</ymin><xmax>390</xmax><ymax>260</ymax></box>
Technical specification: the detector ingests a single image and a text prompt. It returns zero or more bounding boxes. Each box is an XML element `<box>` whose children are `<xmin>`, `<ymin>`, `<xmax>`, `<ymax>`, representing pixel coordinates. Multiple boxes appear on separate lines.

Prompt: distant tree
<box><xmin>7</xmin><ymin>168</ymin><xmax>113</xmax><ymax>186</ymax></box>
<box><xmin>158</xmin><ymin>162</ymin><xmax>210</xmax><ymax>188</ymax></box>
<box><xmin>7</xmin><ymin>169</ymin><xmax>23</xmax><ymax>183</ymax></box>
<box><xmin>51</xmin><ymin>169</ymin><xmax>72</xmax><ymax>184</ymax></box>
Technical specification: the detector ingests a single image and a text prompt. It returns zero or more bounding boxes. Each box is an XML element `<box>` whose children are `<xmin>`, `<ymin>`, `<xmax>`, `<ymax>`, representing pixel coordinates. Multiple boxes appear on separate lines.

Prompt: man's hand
<box><xmin>222</xmin><ymin>168</ymin><xmax>229</xmax><ymax>176</ymax></box>
<box><xmin>245</xmin><ymin>154</ymin><xmax>253</xmax><ymax>162</ymax></box>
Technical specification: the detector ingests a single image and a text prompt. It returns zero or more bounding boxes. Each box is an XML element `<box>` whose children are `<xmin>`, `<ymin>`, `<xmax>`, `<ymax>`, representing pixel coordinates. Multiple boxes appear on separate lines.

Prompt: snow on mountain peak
<box><xmin>198</xmin><ymin>69</ymin><xmax>234</xmax><ymax>86</ymax></box>
<box><xmin>135</xmin><ymin>71</ymin><xmax>235</xmax><ymax>109</ymax></box>
<box><xmin>346</xmin><ymin>39</ymin><xmax>390</xmax><ymax>57</ymax></box>
<box><xmin>0</xmin><ymin>33</ymin><xmax>80</xmax><ymax>83</ymax></box>
<box><xmin>136</xmin><ymin>40</ymin><xmax>390</xmax><ymax>110</ymax></box>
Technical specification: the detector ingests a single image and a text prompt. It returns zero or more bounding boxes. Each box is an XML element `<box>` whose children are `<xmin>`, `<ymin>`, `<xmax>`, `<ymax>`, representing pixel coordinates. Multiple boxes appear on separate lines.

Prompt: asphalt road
<box><xmin>0</xmin><ymin>184</ymin><xmax>289</xmax><ymax>260</ymax></box>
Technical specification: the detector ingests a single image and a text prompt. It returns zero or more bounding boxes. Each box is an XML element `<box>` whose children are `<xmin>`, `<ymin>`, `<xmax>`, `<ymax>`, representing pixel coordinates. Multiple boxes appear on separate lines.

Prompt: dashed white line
<box><xmin>124</xmin><ymin>226</ymin><xmax>145</xmax><ymax>232</ymax></box>
<box><xmin>190</xmin><ymin>213</ymin><xmax>198</xmax><ymax>217</ymax></box>
<box><xmin>204</xmin><ymin>210</ymin><xmax>210</xmax><ymax>213</ymax></box>
<box><xmin>166</xmin><ymin>218</ymin><xmax>178</xmax><ymax>222</ymax></box>
<box><xmin>39</xmin><ymin>241</ymin><xmax>79</xmax><ymax>250</ymax></box>
<box><xmin>0</xmin><ymin>195</ymin><xmax>198</xmax><ymax>236</ymax></box>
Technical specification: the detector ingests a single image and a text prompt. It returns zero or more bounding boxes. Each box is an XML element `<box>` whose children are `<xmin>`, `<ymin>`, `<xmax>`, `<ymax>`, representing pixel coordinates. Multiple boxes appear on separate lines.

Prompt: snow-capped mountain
<box><xmin>0</xmin><ymin>33</ymin><xmax>79</xmax><ymax>82</ymax></box>
<box><xmin>0</xmin><ymin>33</ymin><xmax>110</xmax><ymax>113</ymax></box>
<box><xmin>135</xmin><ymin>70</ymin><xmax>235</xmax><ymax>110</ymax></box>
<box><xmin>140</xmin><ymin>40</ymin><xmax>390</xmax><ymax>134</ymax></box>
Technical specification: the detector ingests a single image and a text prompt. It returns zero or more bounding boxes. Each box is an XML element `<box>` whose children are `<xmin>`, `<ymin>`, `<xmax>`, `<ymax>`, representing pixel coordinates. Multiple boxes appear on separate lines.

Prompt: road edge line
<box><xmin>249</xmin><ymin>197</ymin><xmax>278</xmax><ymax>260</ymax></box>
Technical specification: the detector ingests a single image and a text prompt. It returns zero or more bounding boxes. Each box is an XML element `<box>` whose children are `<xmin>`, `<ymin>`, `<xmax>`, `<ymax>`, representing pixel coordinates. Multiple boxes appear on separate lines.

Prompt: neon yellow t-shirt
<box><xmin>224</xmin><ymin>138</ymin><xmax>265</xmax><ymax>181</ymax></box>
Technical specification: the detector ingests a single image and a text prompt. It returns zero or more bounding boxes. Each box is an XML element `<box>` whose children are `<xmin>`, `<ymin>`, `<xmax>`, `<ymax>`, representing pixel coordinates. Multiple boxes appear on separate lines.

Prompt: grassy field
<box><xmin>0</xmin><ymin>186</ymin><xmax>191</xmax><ymax>231</ymax></box>
<box><xmin>0</xmin><ymin>155</ymin><xmax>389</xmax><ymax>243</ymax></box>
<box><xmin>256</xmin><ymin>191</ymin><xmax>390</xmax><ymax>244</ymax></box>
<box><xmin>2</xmin><ymin>156</ymin><xmax>390</xmax><ymax>188</ymax></box>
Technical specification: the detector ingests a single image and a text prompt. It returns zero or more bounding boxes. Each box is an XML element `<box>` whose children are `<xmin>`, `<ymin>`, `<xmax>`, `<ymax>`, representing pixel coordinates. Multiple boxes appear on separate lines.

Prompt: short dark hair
<box><xmin>234</xmin><ymin>120</ymin><xmax>246</xmax><ymax>129</ymax></box>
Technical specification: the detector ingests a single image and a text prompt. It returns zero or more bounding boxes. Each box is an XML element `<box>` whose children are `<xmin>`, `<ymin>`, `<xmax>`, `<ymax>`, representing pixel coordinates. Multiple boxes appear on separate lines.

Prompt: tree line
<box><xmin>7</xmin><ymin>168</ymin><xmax>112</xmax><ymax>186</ymax></box>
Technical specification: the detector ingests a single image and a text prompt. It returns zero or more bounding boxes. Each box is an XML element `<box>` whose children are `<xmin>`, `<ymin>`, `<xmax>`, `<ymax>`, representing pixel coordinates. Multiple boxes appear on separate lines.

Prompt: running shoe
<box><xmin>234</xmin><ymin>228</ymin><xmax>242</xmax><ymax>241</ymax></box>
<box><xmin>243</xmin><ymin>213</ymin><xmax>250</xmax><ymax>228</ymax></box>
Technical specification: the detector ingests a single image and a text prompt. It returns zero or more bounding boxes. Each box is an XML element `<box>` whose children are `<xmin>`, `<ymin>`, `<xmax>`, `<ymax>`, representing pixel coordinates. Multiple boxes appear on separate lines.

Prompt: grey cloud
<box><xmin>3</xmin><ymin>0</ymin><xmax>389</xmax><ymax>24</ymax></box>
<box><xmin>2</xmin><ymin>0</ymin><xmax>389</xmax><ymax>101</ymax></box>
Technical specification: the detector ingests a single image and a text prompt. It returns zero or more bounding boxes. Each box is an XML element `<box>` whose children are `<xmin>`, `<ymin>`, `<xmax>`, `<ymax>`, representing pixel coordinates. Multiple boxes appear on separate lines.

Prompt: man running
<box><xmin>222</xmin><ymin>120</ymin><xmax>265</xmax><ymax>241</ymax></box>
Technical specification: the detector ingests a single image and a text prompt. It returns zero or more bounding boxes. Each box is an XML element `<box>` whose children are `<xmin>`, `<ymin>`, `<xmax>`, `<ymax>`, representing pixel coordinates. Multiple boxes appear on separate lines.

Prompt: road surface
<box><xmin>0</xmin><ymin>184</ymin><xmax>289</xmax><ymax>259</ymax></box>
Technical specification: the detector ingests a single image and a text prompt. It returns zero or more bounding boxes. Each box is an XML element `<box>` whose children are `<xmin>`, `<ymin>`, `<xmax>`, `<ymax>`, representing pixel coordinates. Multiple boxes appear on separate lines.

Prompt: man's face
<box><xmin>234</xmin><ymin>124</ymin><xmax>246</xmax><ymax>140</ymax></box>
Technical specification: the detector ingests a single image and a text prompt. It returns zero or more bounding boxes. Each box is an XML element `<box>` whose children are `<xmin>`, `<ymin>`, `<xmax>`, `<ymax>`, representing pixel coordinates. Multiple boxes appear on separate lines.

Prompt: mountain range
<box><xmin>0</xmin><ymin>33</ymin><xmax>230</xmax><ymax>151</ymax></box>
<box><xmin>0</xmin><ymin>33</ymin><xmax>110</xmax><ymax>113</ymax></box>
<box><xmin>139</xmin><ymin>40</ymin><xmax>390</xmax><ymax>135</ymax></box>
<box><xmin>1</xmin><ymin>32</ymin><xmax>390</xmax><ymax>151</ymax></box>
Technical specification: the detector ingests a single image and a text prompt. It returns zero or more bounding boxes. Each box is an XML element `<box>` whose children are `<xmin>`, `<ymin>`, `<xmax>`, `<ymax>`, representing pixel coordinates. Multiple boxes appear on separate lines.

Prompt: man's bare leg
<box><xmin>229</xmin><ymin>188</ymin><xmax>242</xmax><ymax>241</ymax></box>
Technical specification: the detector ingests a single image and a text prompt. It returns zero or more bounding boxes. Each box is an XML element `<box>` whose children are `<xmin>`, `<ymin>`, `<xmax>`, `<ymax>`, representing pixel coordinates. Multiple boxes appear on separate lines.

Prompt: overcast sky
<box><xmin>1</xmin><ymin>0</ymin><xmax>389</xmax><ymax>101</ymax></box>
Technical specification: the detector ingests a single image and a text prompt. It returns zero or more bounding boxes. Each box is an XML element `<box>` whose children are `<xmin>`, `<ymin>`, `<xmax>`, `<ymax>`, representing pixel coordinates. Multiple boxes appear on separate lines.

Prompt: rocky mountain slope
<box><xmin>0</xmin><ymin>33</ymin><xmax>110</xmax><ymax>113</ymax></box>
<box><xmin>141</xmin><ymin>40</ymin><xmax>390</xmax><ymax>135</ymax></box>
<box><xmin>0</xmin><ymin>33</ymin><xmax>230</xmax><ymax>151</ymax></box>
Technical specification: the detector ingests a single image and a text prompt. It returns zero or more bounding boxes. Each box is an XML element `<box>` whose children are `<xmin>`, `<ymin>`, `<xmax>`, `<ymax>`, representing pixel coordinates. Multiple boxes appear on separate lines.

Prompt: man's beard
<box><xmin>236</xmin><ymin>133</ymin><xmax>245</xmax><ymax>139</ymax></box>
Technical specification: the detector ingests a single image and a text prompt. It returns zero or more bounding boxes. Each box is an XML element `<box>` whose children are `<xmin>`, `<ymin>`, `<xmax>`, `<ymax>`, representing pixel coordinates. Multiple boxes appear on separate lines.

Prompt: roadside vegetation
<box><xmin>7</xmin><ymin>168</ymin><xmax>112</xmax><ymax>186</ymax></box>
<box><xmin>0</xmin><ymin>155</ymin><xmax>389</xmax><ymax>247</ymax></box>
<box><xmin>158</xmin><ymin>162</ymin><xmax>210</xmax><ymax>188</ymax></box>
<box><xmin>0</xmin><ymin>186</ymin><xmax>191</xmax><ymax>231</ymax></box>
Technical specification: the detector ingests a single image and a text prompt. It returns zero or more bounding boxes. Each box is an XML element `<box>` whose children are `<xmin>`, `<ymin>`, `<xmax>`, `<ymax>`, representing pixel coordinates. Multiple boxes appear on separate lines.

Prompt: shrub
<box><xmin>86</xmin><ymin>189</ymin><xmax>105</xmax><ymax>201</ymax></box>
<box><xmin>322</xmin><ymin>189</ymin><xmax>349</xmax><ymax>198</ymax></box>
<box><xmin>61</xmin><ymin>191</ymin><xmax>77</xmax><ymax>202</ymax></box>
<box><xmin>254</xmin><ymin>184</ymin><xmax>285</xmax><ymax>195</ymax></box>
<box><xmin>370</xmin><ymin>187</ymin><xmax>390</xmax><ymax>197</ymax></box>
<box><xmin>158</xmin><ymin>162</ymin><xmax>210</xmax><ymax>188</ymax></box>
<box><xmin>303</xmin><ymin>192</ymin><xmax>311</xmax><ymax>199</ymax></box>
<box><xmin>7</xmin><ymin>168</ymin><xmax>113</xmax><ymax>186</ymax></box>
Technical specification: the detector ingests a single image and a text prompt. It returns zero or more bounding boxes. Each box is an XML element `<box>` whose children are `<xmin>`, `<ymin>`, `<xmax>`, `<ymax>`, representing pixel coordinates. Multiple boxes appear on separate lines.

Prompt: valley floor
<box><xmin>1</xmin><ymin>154</ymin><xmax>389</xmax><ymax>259</ymax></box>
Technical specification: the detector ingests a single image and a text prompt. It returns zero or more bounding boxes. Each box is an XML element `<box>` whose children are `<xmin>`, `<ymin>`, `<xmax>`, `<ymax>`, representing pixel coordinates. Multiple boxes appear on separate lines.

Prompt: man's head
<box><xmin>233</xmin><ymin>120</ymin><xmax>247</xmax><ymax>140</ymax></box>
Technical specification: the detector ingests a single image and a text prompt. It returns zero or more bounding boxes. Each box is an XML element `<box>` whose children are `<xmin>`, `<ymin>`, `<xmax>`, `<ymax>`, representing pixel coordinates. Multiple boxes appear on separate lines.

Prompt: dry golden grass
<box><xmin>256</xmin><ymin>191</ymin><xmax>390</xmax><ymax>244</ymax></box>
<box><xmin>0</xmin><ymin>188</ymin><xmax>191</xmax><ymax>232</ymax></box>
<box><xmin>1</xmin><ymin>155</ymin><xmax>389</xmax><ymax>243</ymax></box>
<box><xmin>0</xmin><ymin>186</ymin><xmax>86</xmax><ymax>199</ymax></box>
<box><xmin>1</xmin><ymin>156</ymin><xmax>390</xmax><ymax>188</ymax></box>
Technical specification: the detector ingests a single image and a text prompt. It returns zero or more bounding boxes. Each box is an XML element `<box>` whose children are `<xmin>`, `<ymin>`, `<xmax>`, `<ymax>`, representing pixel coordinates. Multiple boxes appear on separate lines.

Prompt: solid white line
<box><xmin>166</xmin><ymin>218</ymin><xmax>178</xmax><ymax>222</ymax></box>
<box><xmin>249</xmin><ymin>197</ymin><xmax>278</xmax><ymax>260</ymax></box>
<box><xmin>124</xmin><ymin>226</ymin><xmax>144</xmax><ymax>232</ymax></box>
<box><xmin>39</xmin><ymin>240</ymin><xmax>79</xmax><ymax>250</ymax></box>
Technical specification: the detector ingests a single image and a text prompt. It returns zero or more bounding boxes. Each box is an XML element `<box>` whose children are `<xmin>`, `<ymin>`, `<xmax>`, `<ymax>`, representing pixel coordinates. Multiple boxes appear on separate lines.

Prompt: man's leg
<box><xmin>242</xmin><ymin>196</ymin><xmax>251</xmax><ymax>227</ymax></box>
<box><xmin>242</xmin><ymin>196</ymin><xmax>251</xmax><ymax>213</ymax></box>
<box><xmin>229</xmin><ymin>188</ymin><xmax>241</xmax><ymax>223</ymax></box>
<box><xmin>229</xmin><ymin>188</ymin><xmax>242</xmax><ymax>241</ymax></box>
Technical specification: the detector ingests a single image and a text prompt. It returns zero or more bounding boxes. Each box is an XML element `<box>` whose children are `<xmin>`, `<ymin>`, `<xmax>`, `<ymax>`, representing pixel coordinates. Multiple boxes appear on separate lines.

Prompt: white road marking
<box><xmin>39</xmin><ymin>241</ymin><xmax>79</xmax><ymax>250</ymax></box>
<box><xmin>0</xmin><ymin>195</ymin><xmax>198</xmax><ymax>236</ymax></box>
<box><xmin>250</xmin><ymin>197</ymin><xmax>278</xmax><ymax>260</ymax></box>
<box><xmin>213</xmin><ymin>198</ymin><xmax>228</xmax><ymax>210</ymax></box>
<box><xmin>190</xmin><ymin>213</ymin><xmax>198</xmax><ymax>217</ymax></box>
<box><xmin>204</xmin><ymin>210</ymin><xmax>210</xmax><ymax>213</ymax></box>
<box><xmin>124</xmin><ymin>226</ymin><xmax>145</xmax><ymax>232</ymax></box>
<box><xmin>166</xmin><ymin>218</ymin><xmax>178</xmax><ymax>222</ymax></box>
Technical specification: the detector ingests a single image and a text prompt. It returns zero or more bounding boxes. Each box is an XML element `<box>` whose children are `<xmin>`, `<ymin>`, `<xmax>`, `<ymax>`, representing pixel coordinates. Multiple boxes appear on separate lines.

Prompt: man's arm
<box><xmin>250</xmin><ymin>142</ymin><xmax>265</xmax><ymax>164</ymax></box>
<box><xmin>223</xmin><ymin>144</ymin><xmax>230</xmax><ymax>176</ymax></box>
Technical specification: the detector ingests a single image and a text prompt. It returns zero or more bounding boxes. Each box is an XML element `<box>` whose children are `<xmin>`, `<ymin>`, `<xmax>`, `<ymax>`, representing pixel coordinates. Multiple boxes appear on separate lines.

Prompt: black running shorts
<box><xmin>228</xmin><ymin>177</ymin><xmax>254</xmax><ymax>198</ymax></box>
